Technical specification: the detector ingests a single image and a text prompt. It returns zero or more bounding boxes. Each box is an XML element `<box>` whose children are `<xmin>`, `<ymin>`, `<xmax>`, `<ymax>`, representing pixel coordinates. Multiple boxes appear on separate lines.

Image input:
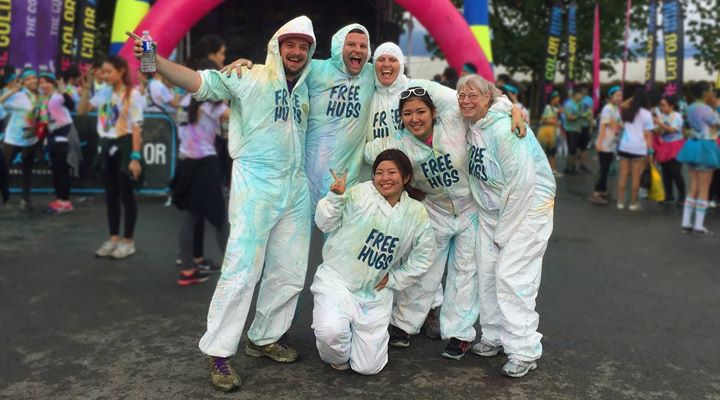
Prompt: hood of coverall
<box><xmin>330</xmin><ymin>23</ymin><xmax>372</xmax><ymax>77</ymax></box>
<box><xmin>372</xmin><ymin>42</ymin><xmax>409</xmax><ymax>94</ymax></box>
<box><xmin>265</xmin><ymin>15</ymin><xmax>317</xmax><ymax>86</ymax></box>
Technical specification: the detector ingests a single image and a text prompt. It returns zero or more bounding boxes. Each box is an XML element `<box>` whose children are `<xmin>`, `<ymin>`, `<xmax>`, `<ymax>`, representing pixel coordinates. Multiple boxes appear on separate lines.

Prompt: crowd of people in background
<box><xmin>1</xmin><ymin>14</ymin><xmax>719</xmax><ymax>393</ymax></box>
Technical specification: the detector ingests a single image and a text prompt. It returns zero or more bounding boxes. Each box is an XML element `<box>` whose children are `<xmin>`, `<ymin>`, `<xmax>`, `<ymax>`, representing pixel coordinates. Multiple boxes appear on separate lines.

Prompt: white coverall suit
<box><xmin>304</xmin><ymin>24</ymin><xmax>376</xmax><ymax>215</ymax></box>
<box><xmin>466</xmin><ymin>110</ymin><xmax>556</xmax><ymax>362</ymax></box>
<box><xmin>312</xmin><ymin>181</ymin><xmax>435</xmax><ymax>374</ymax></box>
<box><xmin>365</xmin><ymin>46</ymin><xmax>513</xmax><ymax>341</ymax></box>
<box><xmin>193</xmin><ymin>17</ymin><xmax>317</xmax><ymax>358</ymax></box>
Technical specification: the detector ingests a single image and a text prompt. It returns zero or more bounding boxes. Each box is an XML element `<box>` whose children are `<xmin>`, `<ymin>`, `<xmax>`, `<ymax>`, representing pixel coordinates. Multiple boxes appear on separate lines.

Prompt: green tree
<box><xmin>686</xmin><ymin>0</ymin><xmax>720</xmax><ymax>75</ymax></box>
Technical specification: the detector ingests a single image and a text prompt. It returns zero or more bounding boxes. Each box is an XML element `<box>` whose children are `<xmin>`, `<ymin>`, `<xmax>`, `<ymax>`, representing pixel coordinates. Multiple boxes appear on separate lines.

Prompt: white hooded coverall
<box><xmin>304</xmin><ymin>24</ymin><xmax>376</xmax><ymax>215</ymax></box>
<box><xmin>312</xmin><ymin>181</ymin><xmax>435</xmax><ymax>375</ymax></box>
<box><xmin>466</xmin><ymin>110</ymin><xmax>556</xmax><ymax>362</ymax></box>
<box><xmin>192</xmin><ymin>16</ymin><xmax>316</xmax><ymax>358</ymax></box>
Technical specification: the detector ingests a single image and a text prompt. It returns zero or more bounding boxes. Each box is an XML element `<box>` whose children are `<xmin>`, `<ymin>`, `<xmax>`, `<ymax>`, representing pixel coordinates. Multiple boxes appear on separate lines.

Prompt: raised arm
<box><xmin>128</xmin><ymin>31</ymin><xmax>202</xmax><ymax>93</ymax></box>
<box><xmin>315</xmin><ymin>170</ymin><xmax>350</xmax><ymax>233</ymax></box>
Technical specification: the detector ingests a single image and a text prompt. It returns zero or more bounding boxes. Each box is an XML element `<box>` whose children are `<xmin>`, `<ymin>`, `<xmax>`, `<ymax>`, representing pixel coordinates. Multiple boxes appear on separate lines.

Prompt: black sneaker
<box><xmin>196</xmin><ymin>258</ymin><xmax>221</xmax><ymax>273</ymax></box>
<box><xmin>177</xmin><ymin>268</ymin><xmax>211</xmax><ymax>286</ymax></box>
<box><xmin>441</xmin><ymin>338</ymin><xmax>471</xmax><ymax>360</ymax></box>
<box><xmin>693</xmin><ymin>228</ymin><xmax>716</xmax><ymax>237</ymax></box>
<box><xmin>388</xmin><ymin>325</ymin><xmax>410</xmax><ymax>348</ymax></box>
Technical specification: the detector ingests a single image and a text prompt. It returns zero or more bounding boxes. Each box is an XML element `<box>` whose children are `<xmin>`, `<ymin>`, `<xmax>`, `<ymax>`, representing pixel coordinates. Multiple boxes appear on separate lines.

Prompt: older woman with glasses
<box><xmin>458</xmin><ymin>74</ymin><xmax>556</xmax><ymax>378</ymax></box>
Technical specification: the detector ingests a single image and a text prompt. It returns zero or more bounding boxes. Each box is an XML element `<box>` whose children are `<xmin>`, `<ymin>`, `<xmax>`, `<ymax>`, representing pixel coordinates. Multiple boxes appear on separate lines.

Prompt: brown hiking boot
<box><xmin>422</xmin><ymin>307</ymin><xmax>441</xmax><ymax>340</ymax></box>
<box><xmin>207</xmin><ymin>356</ymin><xmax>241</xmax><ymax>392</ymax></box>
<box><xmin>245</xmin><ymin>340</ymin><xmax>299</xmax><ymax>363</ymax></box>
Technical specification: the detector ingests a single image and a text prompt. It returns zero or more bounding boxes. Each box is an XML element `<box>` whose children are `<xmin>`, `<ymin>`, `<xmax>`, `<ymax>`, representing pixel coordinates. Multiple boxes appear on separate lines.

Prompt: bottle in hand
<box><xmin>140</xmin><ymin>30</ymin><xmax>156</xmax><ymax>73</ymax></box>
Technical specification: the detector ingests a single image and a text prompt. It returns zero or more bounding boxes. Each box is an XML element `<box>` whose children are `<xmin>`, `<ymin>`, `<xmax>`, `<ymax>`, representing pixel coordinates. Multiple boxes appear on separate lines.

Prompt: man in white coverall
<box><xmin>312</xmin><ymin>150</ymin><xmax>435</xmax><ymax>375</ymax></box>
<box><xmin>366</xmin><ymin>42</ymin><xmax>524</xmax><ymax>345</ymax></box>
<box><xmin>131</xmin><ymin>16</ymin><xmax>316</xmax><ymax>392</ymax></box>
<box><xmin>459</xmin><ymin>75</ymin><xmax>556</xmax><ymax>378</ymax></box>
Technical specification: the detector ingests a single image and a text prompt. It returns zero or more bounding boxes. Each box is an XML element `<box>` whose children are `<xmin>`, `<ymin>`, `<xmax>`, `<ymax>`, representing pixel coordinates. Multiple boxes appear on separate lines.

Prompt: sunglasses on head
<box><xmin>400</xmin><ymin>87</ymin><xmax>427</xmax><ymax>99</ymax></box>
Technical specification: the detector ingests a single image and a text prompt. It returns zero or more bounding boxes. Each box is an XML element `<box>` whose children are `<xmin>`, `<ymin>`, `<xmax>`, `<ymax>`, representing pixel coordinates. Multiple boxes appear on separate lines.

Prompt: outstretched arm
<box><xmin>128</xmin><ymin>32</ymin><xmax>202</xmax><ymax>93</ymax></box>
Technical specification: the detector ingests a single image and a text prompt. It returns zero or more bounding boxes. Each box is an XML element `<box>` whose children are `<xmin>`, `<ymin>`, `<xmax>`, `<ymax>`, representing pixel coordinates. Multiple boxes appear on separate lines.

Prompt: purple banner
<box><xmin>7</xmin><ymin>0</ymin><xmax>26</xmax><ymax>68</ymax></box>
<box><xmin>36</xmin><ymin>0</ymin><xmax>55</xmax><ymax>72</ymax></box>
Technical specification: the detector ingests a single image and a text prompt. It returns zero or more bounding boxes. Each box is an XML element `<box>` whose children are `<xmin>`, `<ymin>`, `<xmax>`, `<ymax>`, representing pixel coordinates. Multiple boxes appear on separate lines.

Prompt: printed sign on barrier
<box><xmin>7</xmin><ymin>113</ymin><xmax>176</xmax><ymax>195</ymax></box>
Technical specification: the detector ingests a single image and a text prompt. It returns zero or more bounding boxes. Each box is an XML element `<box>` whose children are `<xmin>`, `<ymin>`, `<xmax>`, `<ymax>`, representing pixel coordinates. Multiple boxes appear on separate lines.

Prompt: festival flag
<box><xmin>75</xmin><ymin>0</ymin><xmax>98</xmax><ymax>75</ymax></box>
<box><xmin>58</xmin><ymin>0</ymin><xmax>79</xmax><ymax>72</ymax></box>
<box><xmin>565</xmin><ymin>1</ymin><xmax>577</xmax><ymax>94</ymax></box>
<box><xmin>539</xmin><ymin>1</ymin><xmax>564</xmax><ymax>111</ymax></box>
<box><xmin>592</xmin><ymin>3</ymin><xmax>600</xmax><ymax>113</ymax></box>
<box><xmin>0</xmin><ymin>0</ymin><xmax>11</xmax><ymax>67</ymax></box>
<box><xmin>464</xmin><ymin>0</ymin><xmax>494</xmax><ymax>69</ymax></box>
<box><xmin>8</xmin><ymin>1</ymin><xmax>29</xmax><ymax>68</ymax></box>
<box><xmin>644</xmin><ymin>0</ymin><xmax>658</xmax><ymax>90</ymax></box>
<box><xmin>662</xmin><ymin>0</ymin><xmax>684</xmax><ymax>97</ymax></box>
<box><xmin>621</xmin><ymin>0</ymin><xmax>631</xmax><ymax>92</ymax></box>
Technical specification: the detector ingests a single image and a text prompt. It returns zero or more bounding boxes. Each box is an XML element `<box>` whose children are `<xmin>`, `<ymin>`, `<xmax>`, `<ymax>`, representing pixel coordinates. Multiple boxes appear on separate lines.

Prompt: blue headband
<box><xmin>3</xmin><ymin>72</ymin><xmax>16</xmax><ymax>85</ymax></box>
<box><xmin>39</xmin><ymin>72</ymin><xmax>57</xmax><ymax>81</ymax></box>
<box><xmin>550</xmin><ymin>90</ymin><xmax>559</xmax><ymax>99</ymax></box>
<box><xmin>608</xmin><ymin>86</ymin><xmax>620</xmax><ymax>97</ymax></box>
<box><xmin>463</xmin><ymin>63</ymin><xmax>477</xmax><ymax>74</ymax></box>
<box><xmin>20</xmin><ymin>69</ymin><xmax>37</xmax><ymax>80</ymax></box>
<box><xmin>504</xmin><ymin>83</ymin><xmax>519</xmax><ymax>95</ymax></box>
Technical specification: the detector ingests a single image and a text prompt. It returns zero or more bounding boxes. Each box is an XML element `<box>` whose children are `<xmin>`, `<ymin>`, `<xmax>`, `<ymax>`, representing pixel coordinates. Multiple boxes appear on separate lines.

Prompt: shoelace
<box><xmin>213</xmin><ymin>358</ymin><xmax>231</xmax><ymax>376</ymax></box>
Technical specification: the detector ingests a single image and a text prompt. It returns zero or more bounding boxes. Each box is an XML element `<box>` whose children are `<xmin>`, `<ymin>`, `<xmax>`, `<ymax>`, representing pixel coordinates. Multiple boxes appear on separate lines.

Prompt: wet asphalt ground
<box><xmin>1</xmin><ymin>169</ymin><xmax>719</xmax><ymax>400</ymax></box>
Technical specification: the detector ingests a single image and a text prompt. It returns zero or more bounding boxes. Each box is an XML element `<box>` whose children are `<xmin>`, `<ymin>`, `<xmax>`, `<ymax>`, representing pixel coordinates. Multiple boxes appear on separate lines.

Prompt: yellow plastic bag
<box><xmin>648</xmin><ymin>162</ymin><xmax>666</xmax><ymax>202</ymax></box>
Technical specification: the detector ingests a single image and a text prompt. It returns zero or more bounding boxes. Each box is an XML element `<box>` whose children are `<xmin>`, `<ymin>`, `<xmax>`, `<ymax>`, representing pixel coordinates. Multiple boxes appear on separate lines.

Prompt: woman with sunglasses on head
<box><xmin>312</xmin><ymin>149</ymin><xmax>434</xmax><ymax>375</ymax></box>
<box><xmin>366</xmin><ymin>43</ymin><xmax>523</xmax><ymax>346</ymax></box>
<box><xmin>0</xmin><ymin>68</ymin><xmax>41</xmax><ymax>210</ymax></box>
<box><xmin>676</xmin><ymin>81</ymin><xmax>720</xmax><ymax>235</ymax></box>
<box><xmin>459</xmin><ymin>74</ymin><xmax>555</xmax><ymax>378</ymax></box>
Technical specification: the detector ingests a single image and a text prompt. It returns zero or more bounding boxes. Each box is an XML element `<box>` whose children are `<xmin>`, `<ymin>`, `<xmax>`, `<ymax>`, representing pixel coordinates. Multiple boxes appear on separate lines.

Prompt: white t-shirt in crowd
<box><xmin>618</xmin><ymin>108</ymin><xmax>654</xmax><ymax>156</ymax></box>
<box><xmin>146</xmin><ymin>79</ymin><xmax>175</xmax><ymax>113</ymax></box>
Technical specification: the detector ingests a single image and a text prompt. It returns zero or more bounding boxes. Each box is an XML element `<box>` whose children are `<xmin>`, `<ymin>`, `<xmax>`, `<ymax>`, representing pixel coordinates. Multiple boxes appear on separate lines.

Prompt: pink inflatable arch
<box><xmin>119</xmin><ymin>0</ymin><xmax>494</xmax><ymax>81</ymax></box>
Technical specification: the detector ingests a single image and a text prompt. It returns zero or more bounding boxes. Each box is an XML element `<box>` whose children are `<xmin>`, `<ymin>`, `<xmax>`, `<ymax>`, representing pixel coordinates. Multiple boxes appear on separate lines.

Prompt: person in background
<box><xmin>653</xmin><ymin>95</ymin><xmax>685</xmax><ymax>206</ymax></box>
<box><xmin>590</xmin><ymin>86</ymin><xmax>623</xmax><ymax>205</ymax></box>
<box><xmin>616</xmin><ymin>87</ymin><xmax>654</xmax><ymax>211</ymax></box>
<box><xmin>0</xmin><ymin>65</ymin><xmax>16</xmax><ymax>205</ymax></box>
<box><xmin>441</xmin><ymin>66</ymin><xmax>458</xmax><ymax>89</ymax></box>
<box><xmin>538</xmin><ymin>91</ymin><xmax>563</xmax><ymax>178</ymax></box>
<box><xmin>562</xmin><ymin>90</ymin><xmax>584</xmax><ymax>175</ymax></box>
<box><xmin>60</xmin><ymin>66</ymin><xmax>82</xmax><ymax>106</ymax></box>
<box><xmin>502</xmin><ymin>82</ymin><xmax>529</xmax><ymax>124</ymax></box>
<box><xmin>460</xmin><ymin>62</ymin><xmax>477</xmax><ymax>77</ymax></box>
<box><xmin>189</xmin><ymin>34</ymin><xmax>227</xmax><ymax>69</ymax></box>
<box><xmin>78</xmin><ymin>56</ymin><xmax>145</xmax><ymax>259</ymax></box>
<box><xmin>145</xmin><ymin>71</ymin><xmax>179</xmax><ymax>114</ymax></box>
<box><xmin>38</xmin><ymin>72</ymin><xmax>79</xmax><ymax>215</ymax></box>
<box><xmin>676</xmin><ymin>81</ymin><xmax>720</xmax><ymax>235</ymax></box>
<box><xmin>90</xmin><ymin>60</ymin><xmax>107</xmax><ymax>96</ymax></box>
<box><xmin>0</xmin><ymin>68</ymin><xmax>41</xmax><ymax>210</ymax></box>
<box><xmin>311</xmin><ymin>149</ymin><xmax>434</xmax><ymax>375</ymax></box>
<box><xmin>577</xmin><ymin>85</ymin><xmax>595</xmax><ymax>173</ymax></box>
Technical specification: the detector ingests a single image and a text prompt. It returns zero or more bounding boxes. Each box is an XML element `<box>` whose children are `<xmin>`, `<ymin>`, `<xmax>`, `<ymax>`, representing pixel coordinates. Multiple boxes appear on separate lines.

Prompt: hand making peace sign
<box><xmin>329</xmin><ymin>168</ymin><xmax>348</xmax><ymax>195</ymax></box>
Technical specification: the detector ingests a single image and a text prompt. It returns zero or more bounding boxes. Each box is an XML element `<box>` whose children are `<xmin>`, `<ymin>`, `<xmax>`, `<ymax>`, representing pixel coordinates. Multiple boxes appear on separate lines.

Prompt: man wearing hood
<box><xmin>367</xmin><ymin>42</ymin><xmax>525</xmax><ymax>346</ymax></box>
<box><xmin>130</xmin><ymin>16</ymin><xmax>316</xmax><ymax>392</ymax></box>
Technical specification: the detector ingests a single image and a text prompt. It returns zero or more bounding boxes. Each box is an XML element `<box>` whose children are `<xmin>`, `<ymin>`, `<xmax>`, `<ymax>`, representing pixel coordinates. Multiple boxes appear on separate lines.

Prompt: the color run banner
<box><xmin>58</xmin><ymin>0</ymin><xmax>79</xmax><ymax>72</ymax></box>
<box><xmin>565</xmin><ymin>1</ymin><xmax>577</xmax><ymax>94</ymax></box>
<box><xmin>75</xmin><ymin>0</ymin><xmax>98</xmax><ymax>75</ymax></box>
<box><xmin>0</xmin><ymin>0</ymin><xmax>10</xmax><ymax>67</ymax></box>
<box><xmin>662</xmin><ymin>0</ymin><xmax>684</xmax><ymax>97</ymax></box>
<box><xmin>540</xmin><ymin>1</ymin><xmax>564</xmax><ymax>110</ymax></box>
<box><xmin>644</xmin><ymin>0</ymin><xmax>658</xmax><ymax>90</ymax></box>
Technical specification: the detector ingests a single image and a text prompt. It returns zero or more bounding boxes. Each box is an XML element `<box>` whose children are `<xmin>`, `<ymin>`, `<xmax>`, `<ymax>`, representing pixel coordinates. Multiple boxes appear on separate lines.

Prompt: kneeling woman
<box><xmin>311</xmin><ymin>149</ymin><xmax>435</xmax><ymax>375</ymax></box>
<box><xmin>458</xmin><ymin>75</ymin><xmax>556</xmax><ymax>378</ymax></box>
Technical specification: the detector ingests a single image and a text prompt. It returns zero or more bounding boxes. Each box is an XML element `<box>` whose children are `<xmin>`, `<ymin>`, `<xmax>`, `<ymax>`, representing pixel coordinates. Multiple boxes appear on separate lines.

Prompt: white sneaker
<box><xmin>471</xmin><ymin>340</ymin><xmax>503</xmax><ymax>357</ymax></box>
<box><xmin>95</xmin><ymin>240</ymin><xmax>118</xmax><ymax>258</ymax></box>
<box><xmin>110</xmin><ymin>242</ymin><xmax>136</xmax><ymax>259</ymax></box>
<box><xmin>628</xmin><ymin>203</ymin><xmax>641</xmax><ymax>211</ymax></box>
<box><xmin>617</xmin><ymin>202</ymin><xmax>625</xmax><ymax>210</ymax></box>
<box><xmin>709</xmin><ymin>201</ymin><xmax>717</xmax><ymax>208</ymax></box>
<box><xmin>501</xmin><ymin>359</ymin><xmax>537</xmax><ymax>378</ymax></box>
<box><xmin>330</xmin><ymin>362</ymin><xmax>350</xmax><ymax>371</ymax></box>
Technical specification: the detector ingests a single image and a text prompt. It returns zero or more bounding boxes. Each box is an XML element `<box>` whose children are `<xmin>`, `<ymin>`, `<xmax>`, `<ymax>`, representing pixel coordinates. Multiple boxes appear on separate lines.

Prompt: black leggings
<box><xmin>3</xmin><ymin>143</ymin><xmax>37</xmax><ymax>201</ymax></box>
<box><xmin>710</xmin><ymin>170</ymin><xmax>720</xmax><ymax>202</ymax></box>
<box><xmin>660</xmin><ymin>159</ymin><xmax>685</xmax><ymax>202</ymax></box>
<box><xmin>566</xmin><ymin>130</ymin><xmax>581</xmax><ymax>156</ymax></box>
<box><xmin>178</xmin><ymin>211</ymin><xmax>228</xmax><ymax>269</ymax></box>
<box><xmin>193</xmin><ymin>219</ymin><xmax>205</xmax><ymax>258</ymax></box>
<box><xmin>595</xmin><ymin>151</ymin><xmax>614</xmax><ymax>192</ymax></box>
<box><xmin>103</xmin><ymin>153</ymin><xmax>137</xmax><ymax>239</ymax></box>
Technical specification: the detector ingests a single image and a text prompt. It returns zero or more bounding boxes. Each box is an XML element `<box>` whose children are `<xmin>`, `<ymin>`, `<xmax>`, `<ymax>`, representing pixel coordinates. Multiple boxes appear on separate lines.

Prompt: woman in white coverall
<box><xmin>312</xmin><ymin>149</ymin><xmax>435</xmax><ymax>375</ymax></box>
<box><xmin>459</xmin><ymin>74</ymin><xmax>556</xmax><ymax>378</ymax></box>
<box><xmin>366</xmin><ymin>42</ymin><xmax>523</xmax><ymax>351</ymax></box>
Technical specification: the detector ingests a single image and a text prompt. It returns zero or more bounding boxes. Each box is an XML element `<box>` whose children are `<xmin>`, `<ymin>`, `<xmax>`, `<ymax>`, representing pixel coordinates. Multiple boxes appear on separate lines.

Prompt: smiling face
<box><xmin>102</xmin><ymin>62</ymin><xmax>123</xmax><ymax>86</ymax></box>
<box><xmin>401</xmin><ymin>98</ymin><xmax>435</xmax><ymax>141</ymax></box>
<box><xmin>375</xmin><ymin>54</ymin><xmax>400</xmax><ymax>87</ymax></box>
<box><xmin>458</xmin><ymin>85</ymin><xmax>492</xmax><ymax>123</ymax></box>
<box><xmin>38</xmin><ymin>77</ymin><xmax>55</xmax><ymax>95</ymax></box>
<box><xmin>280</xmin><ymin>38</ymin><xmax>310</xmax><ymax>80</ymax></box>
<box><xmin>343</xmin><ymin>32</ymin><xmax>369</xmax><ymax>76</ymax></box>
<box><xmin>373</xmin><ymin>160</ymin><xmax>408</xmax><ymax>201</ymax></box>
<box><xmin>23</xmin><ymin>74</ymin><xmax>38</xmax><ymax>92</ymax></box>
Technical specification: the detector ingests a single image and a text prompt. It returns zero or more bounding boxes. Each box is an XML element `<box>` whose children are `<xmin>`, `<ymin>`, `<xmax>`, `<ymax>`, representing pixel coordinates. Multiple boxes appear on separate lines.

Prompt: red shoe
<box><xmin>177</xmin><ymin>268</ymin><xmax>211</xmax><ymax>286</ymax></box>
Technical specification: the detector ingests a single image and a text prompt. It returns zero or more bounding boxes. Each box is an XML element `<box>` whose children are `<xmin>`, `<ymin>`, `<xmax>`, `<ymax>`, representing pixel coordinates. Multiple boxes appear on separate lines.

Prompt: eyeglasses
<box><xmin>457</xmin><ymin>93</ymin><xmax>481</xmax><ymax>101</ymax></box>
<box><xmin>400</xmin><ymin>87</ymin><xmax>427</xmax><ymax>99</ymax></box>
